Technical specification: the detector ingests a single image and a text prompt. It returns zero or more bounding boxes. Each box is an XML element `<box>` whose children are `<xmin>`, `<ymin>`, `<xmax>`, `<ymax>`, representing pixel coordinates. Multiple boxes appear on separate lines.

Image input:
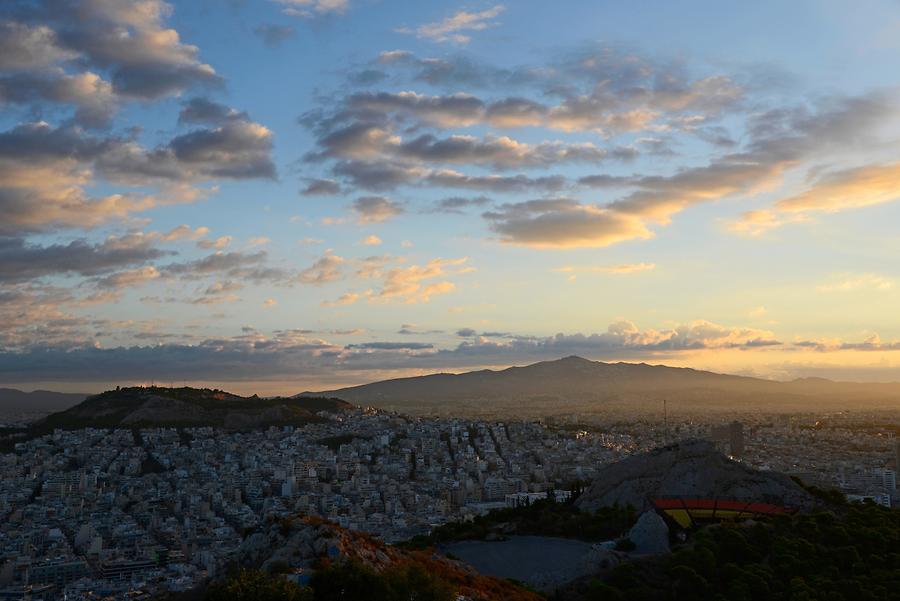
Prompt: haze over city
<box><xmin>2</xmin><ymin>1</ymin><xmax>900</xmax><ymax>395</ymax></box>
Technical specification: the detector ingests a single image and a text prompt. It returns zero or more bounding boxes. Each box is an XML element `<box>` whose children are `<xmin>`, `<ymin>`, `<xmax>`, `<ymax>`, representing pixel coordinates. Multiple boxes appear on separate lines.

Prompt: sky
<box><xmin>3</xmin><ymin>0</ymin><xmax>900</xmax><ymax>395</ymax></box>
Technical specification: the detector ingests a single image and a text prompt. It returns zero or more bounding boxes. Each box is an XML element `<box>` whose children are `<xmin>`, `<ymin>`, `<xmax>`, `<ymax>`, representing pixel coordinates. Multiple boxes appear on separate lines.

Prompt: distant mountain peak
<box><xmin>558</xmin><ymin>355</ymin><xmax>593</xmax><ymax>363</ymax></box>
<box><xmin>298</xmin><ymin>356</ymin><xmax>900</xmax><ymax>415</ymax></box>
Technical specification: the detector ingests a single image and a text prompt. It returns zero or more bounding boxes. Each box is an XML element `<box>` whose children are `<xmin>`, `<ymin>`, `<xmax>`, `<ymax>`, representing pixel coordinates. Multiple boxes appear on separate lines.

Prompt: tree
<box><xmin>205</xmin><ymin>569</ymin><xmax>311</xmax><ymax>601</ymax></box>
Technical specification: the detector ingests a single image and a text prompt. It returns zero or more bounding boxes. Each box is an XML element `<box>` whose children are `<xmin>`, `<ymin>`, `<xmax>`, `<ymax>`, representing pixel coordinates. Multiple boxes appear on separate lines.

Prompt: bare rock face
<box><xmin>575</xmin><ymin>439</ymin><xmax>817</xmax><ymax>513</ymax></box>
<box><xmin>227</xmin><ymin>516</ymin><xmax>545</xmax><ymax>601</ymax></box>
<box><xmin>627</xmin><ymin>511</ymin><xmax>669</xmax><ymax>555</ymax></box>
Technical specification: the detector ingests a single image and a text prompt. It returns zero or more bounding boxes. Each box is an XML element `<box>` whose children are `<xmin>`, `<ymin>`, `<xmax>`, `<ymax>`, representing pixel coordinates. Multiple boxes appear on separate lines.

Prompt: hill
<box><xmin>574</xmin><ymin>439</ymin><xmax>817</xmax><ymax>513</ymax></box>
<box><xmin>35</xmin><ymin>386</ymin><xmax>354</xmax><ymax>431</ymax></box>
<box><xmin>204</xmin><ymin>514</ymin><xmax>542</xmax><ymax>601</ymax></box>
<box><xmin>299</xmin><ymin>355</ymin><xmax>900</xmax><ymax>415</ymax></box>
<box><xmin>0</xmin><ymin>388</ymin><xmax>89</xmax><ymax>414</ymax></box>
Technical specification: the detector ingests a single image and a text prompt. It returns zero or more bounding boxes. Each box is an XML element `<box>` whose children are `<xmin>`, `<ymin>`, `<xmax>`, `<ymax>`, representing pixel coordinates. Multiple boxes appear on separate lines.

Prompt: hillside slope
<box><xmin>230</xmin><ymin>515</ymin><xmax>542</xmax><ymax>600</ymax></box>
<box><xmin>37</xmin><ymin>386</ymin><xmax>354</xmax><ymax>431</ymax></box>
<box><xmin>575</xmin><ymin>439</ymin><xmax>817</xmax><ymax>512</ymax></box>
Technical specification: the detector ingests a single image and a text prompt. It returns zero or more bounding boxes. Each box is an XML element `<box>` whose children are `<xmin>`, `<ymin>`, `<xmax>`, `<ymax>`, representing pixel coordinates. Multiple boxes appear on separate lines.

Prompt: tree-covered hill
<box><xmin>33</xmin><ymin>386</ymin><xmax>354</xmax><ymax>432</ymax></box>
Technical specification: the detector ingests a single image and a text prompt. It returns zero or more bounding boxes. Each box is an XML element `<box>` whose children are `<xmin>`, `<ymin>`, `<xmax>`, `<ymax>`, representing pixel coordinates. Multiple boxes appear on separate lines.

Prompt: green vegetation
<box><xmin>140</xmin><ymin>454</ymin><xmax>167</xmax><ymax>475</ymax></box>
<box><xmin>310</xmin><ymin>559</ymin><xmax>453</xmax><ymax>601</ymax></box>
<box><xmin>205</xmin><ymin>568</ymin><xmax>311</xmax><ymax>601</ymax></box>
<box><xmin>205</xmin><ymin>561</ymin><xmax>454</xmax><ymax>601</ymax></box>
<box><xmin>316</xmin><ymin>433</ymin><xmax>369</xmax><ymax>451</ymax></box>
<box><xmin>401</xmin><ymin>497</ymin><xmax>635</xmax><ymax>547</ymax></box>
<box><xmin>572</xmin><ymin>503</ymin><xmax>900</xmax><ymax>601</ymax></box>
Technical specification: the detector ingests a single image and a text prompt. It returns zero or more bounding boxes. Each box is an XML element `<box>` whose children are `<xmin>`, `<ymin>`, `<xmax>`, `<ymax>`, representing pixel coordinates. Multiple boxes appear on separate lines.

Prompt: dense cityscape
<box><xmin>2</xmin><ymin>402</ymin><xmax>898</xmax><ymax>600</ymax></box>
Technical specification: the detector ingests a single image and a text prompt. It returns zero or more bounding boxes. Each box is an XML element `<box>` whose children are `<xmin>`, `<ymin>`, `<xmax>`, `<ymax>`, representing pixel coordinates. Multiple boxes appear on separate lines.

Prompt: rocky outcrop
<box><xmin>627</xmin><ymin>511</ymin><xmax>669</xmax><ymax>554</ymax></box>
<box><xmin>236</xmin><ymin>517</ymin><xmax>385</xmax><ymax>574</ymax></box>
<box><xmin>230</xmin><ymin>516</ymin><xmax>543</xmax><ymax>601</ymax></box>
<box><xmin>575</xmin><ymin>439</ymin><xmax>817</xmax><ymax>513</ymax></box>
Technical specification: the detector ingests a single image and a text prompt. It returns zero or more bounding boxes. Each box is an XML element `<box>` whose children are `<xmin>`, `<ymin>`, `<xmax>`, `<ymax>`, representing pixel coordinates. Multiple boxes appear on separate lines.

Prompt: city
<box><xmin>3</xmin><ymin>399</ymin><xmax>898</xmax><ymax>599</ymax></box>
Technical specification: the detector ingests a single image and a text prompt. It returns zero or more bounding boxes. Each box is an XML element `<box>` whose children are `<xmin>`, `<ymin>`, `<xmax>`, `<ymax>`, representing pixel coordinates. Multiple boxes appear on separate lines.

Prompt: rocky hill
<box><xmin>574</xmin><ymin>439</ymin><xmax>817</xmax><ymax>513</ymax></box>
<box><xmin>233</xmin><ymin>515</ymin><xmax>542</xmax><ymax>600</ymax></box>
<box><xmin>35</xmin><ymin>386</ymin><xmax>353</xmax><ymax>431</ymax></box>
<box><xmin>299</xmin><ymin>355</ymin><xmax>900</xmax><ymax>415</ymax></box>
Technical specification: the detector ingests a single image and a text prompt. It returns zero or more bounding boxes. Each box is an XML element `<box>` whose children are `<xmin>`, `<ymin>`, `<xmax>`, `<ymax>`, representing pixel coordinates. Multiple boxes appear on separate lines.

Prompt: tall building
<box><xmin>709</xmin><ymin>421</ymin><xmax>745</xmax><ymax>459</ymax></box>
<box><xmin>895</xmin><ymin>440</ymin><xmax>900</xmax><ymax>472</ymax></box>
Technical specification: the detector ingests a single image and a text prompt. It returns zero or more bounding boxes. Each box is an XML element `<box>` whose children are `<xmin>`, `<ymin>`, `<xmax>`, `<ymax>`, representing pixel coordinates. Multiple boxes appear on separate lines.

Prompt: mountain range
<box><xmin>0</xmin><ymin>388</ymin><xmax>89</xmax><ymax>415</ymax></box>
<box><xmin>300</xmin><ymin>355</ymin><xmax>900</xmax><ymax>416</ymax></box>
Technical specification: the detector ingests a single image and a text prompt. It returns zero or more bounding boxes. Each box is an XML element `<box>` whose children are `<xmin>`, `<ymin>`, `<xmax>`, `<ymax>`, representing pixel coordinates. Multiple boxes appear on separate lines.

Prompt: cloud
<box><xmin>347</xmin><ymin>342</ymin><xmax>434</xmax><ymax>350</ymax></box>
<box><xmin>302</xmin><ymin>54</ymin><xmax>894</xmax><ymax>254</ymax></box>
<box><xmin>0</xmin><ymin>123</ymin><xmax>154</xmax><ymax>233</ymax></box>
<box><xmin>429</xmin><ymin>195</ymin><xmax>492</xmax><ymax>213</ymax></box>
<box><xmin>0</xmin><ymin>70</ymin><xmax>117</xmax><ymax>127</ymax></box>
<box><xmin>253</xmin><ymin>24</ymin><xmax>296</xmax><ymax>47</ymax></box>
<box><xmin>344</xmin><ymin>91</ymin><xmax>485</xmax><ymax>127</ymax></box>
<box><xmin>749</xmin><ymin>306</ymin><xmax>767</xmax><ymax>318</ymax></box>
<box><xmin>0</xmin><ymin>318</ymin><xmax>784</xmax><ymax>382</ymax></box>
<box><xmin>556</xmin><ymin>262</ymin><xmax>656</xmax><ymax>275</ymax></box>
<box><xmin>190</xmin><ymin>280</ymin><xmax>243</xmax><ymax>305</ymax></box>
<box><xmin>548</xmin><ymin>90</ymin><xmax>897</xmax><ymax>247</ymax></box>
<box><xmin>163</xmin><ymin>250</ymin><xmax>289</xmax><ymax>284</ymax></box>
<box><xmin>298</xmin><ymin>252</ymin><xmax>345</xmax><ymax>284</ymax></box>
<box><xmin>16</xmin><ymin>113</ymin><xmax>269</xmax><ymax>192</ymax></box>
<box><xmin>400</xmin><ymin>5</ymin><xmax>505</xmax><ymax>44</ymax></box>
<box><xmin>309</xmin><ymin>105</ymin><xmax>635</xmax><ymax>169</ymax></box>
<box><xmin>359</xmin><ymin>235</ymin><xmax>383</xmax><ymax>246</ymax></box>
<box><xmin>351</xmin><ymin>196</ymin><xmax>404</xmax><ymax>223</ymax></box>
<box><xmin>367</xmin><ymin>257</ymin><xmax>470</xmax><ymax>304</ymax></box>
<box><xmin>92</xmin><ymin>266</ymin><xmax>161</xmax><ymax>290</ymax></box>
<box><xmin>443</xmin><ymin>320</ymin><xmax>782</xmax><ymax>357</ymax></box>
<box><xmin>100</xmin><ymin>118</ymin><xmax>276</xmax><ymax>182</ymax></box>
<box><xmin>330</xmin><ymin>60</ymin><xmax>740</xmax><ymax>134</ymax></box>
<box><xmin>577</xmin><ymin>174</ymin><xmax>633</xmax><ymax>188</ymax></box>
<box><xmin>398</xmin><ymin>324</ymin><xmax>444</xmax><ymax>335</ymax></box>
<box><xmin>0</xmin><ymin>19</ymin><xmax>74</xmax><ymax>70</ymax></box>
<box><xmin>322</xmin><ymin>292</ymin><xmax>360</xmax><ymax>307</ymax></box>
<box><xmin>197</xmin><ymin>236</ymin><xmax>233</xmax><ymax>250</ymax></box>
<box><xmin>484</xmin><ymin>198</ymin><xmax>653</xmax><ymax>248</ymax></box>
<box><xmin>331</xmin><ymin>160</ymin><xmax>423</xmax><ymax>191</ymax></box>
<box><xmin>0</xmin><ymin>234</ymin><xmax>171</xmax><ymax>284</ymax></box>
<box><xmin>0</xmin><ymin>115</ymin><xmax>275</xmax><ymax>234</ymax></box>
<box><xmin>7</xmin><ymin>0</ymin><xmax>223</xmax><ymax>100</ymax></box>
<box><xmin>301</xmin><ymin>178</ymin><xmax>342</xmax><ymax>196</ymax></box>
<box><xmin>793</xmin><ymin>334</ymin><xmax>900</xmax><ymax>352</ymax></box>
<box><xmin>425</xmin><ymin>170</ymin><xmax>566</xmax><ymax>193</ymax></box>
<box><xmin>730</xmin><ymin>161</ymin><xmax>900</xmax><ymax>235</ymax></box>
<box><xmin>390</xmin><ymin>133</ymin><xmax>620</xmax><ymax>170</ymax></box>
<box><xmin>271</xmin><ymin>0</ymin><xmax>350</xmax><ymax>17</ymax></box>
<box><xmin>163</xmin><ymin>225</ymin><xmax>209</xmax><ymax>241</ymax></box>
<box><xmin>727</xmin><ymin>209</ymin><xmax>799</xmax><ymax>237</ymax></box>
<box><xmin>775</xmin><ymin>162</ymin><xmax>900</xmax><ymax>214</ymax></box>
<box><xmin>178</xmin><ymin>97</ymin><xmax>248</xmax><ymax>125</ymax></box>
<box><xmin>816</xmin><ymin>273</ymin><xmax>894</xmax><ymax>292</ymax></box>
<box><xmin>332</xmin><ymin>160</ymin><xmax>567</xmax><ymax>193</ymax></box>
<box><xmin>0</xmin><ymin>285</ymin><xmax>93</xmax><ymax>351</ymax></box>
